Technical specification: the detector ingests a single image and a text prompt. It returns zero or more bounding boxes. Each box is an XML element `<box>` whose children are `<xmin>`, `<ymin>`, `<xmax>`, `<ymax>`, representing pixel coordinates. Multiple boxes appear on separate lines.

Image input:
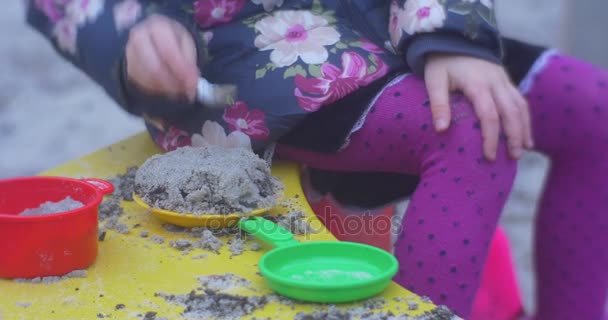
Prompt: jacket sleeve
<box><xmin>388</xmin><ymin>0</ymin><xmax>502</xmax><ymax>76</ymax></box>
<box><xmin>25</xmin><ymin>0</ymin><xmax>201</xmax><ymax>117</ymax></box>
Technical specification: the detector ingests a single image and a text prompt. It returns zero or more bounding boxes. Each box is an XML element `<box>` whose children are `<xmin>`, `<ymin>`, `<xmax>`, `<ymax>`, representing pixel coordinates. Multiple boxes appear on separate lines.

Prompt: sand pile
<box><xmin>134</xmin><ymin>146</ymin><xmax>283</xmax><ymax>215</ymax></box>
<box><xmin>18</xmin><ymin>196</ymin><xmax>83</xmax><ymax>216</ymax></box>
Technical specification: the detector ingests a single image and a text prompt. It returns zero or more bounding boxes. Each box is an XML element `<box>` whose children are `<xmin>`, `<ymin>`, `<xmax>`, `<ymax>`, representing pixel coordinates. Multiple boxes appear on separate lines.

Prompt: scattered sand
<box><xmin>134</xmin><ymin>146</ymin><xmax>283</xmax><ymax>215</ymax></box>
<box><xmin>407</xmin><ymin>301</ymin><xmax>419</xmax><ymax>311</ymax></box>
<box><xmin>100</xmin><ymin>216</ymin><xmax>129</xmax><ymax>235</ymax></box>
<box><xmin>98</xmin><ymin>194</ymin><xmax>128</xmax><ymax>235</ymax></box>
<box><xmin>109</xmin><ymin>166</ymin><xmax>138</xmax><ymax>202</ymax></box>
<box><xmin>96</xmin><ymin>167</ymin><xmax>138</xmax><ymax>236</ymax></box>
<box><xmin>170</xmin><ymin>239</ymin><xmax>193</xmax><ymax>251</ymax></box>
<box><xmin>159</xmin><ymin>225</ymin><xmax>226</xmax><ymax>254</ymax></box>
<box><xmin>161</xmin><ymin>224</ymin><xmax>188</xmax><ymax>233</ymax></box>
<box><xmin>157</xmin><ymin>290</ymin><xmax>267</xmax><ymax>320</ymax></box>
<box><xmin>293</xmin><ymin>306</ymin><xmax>352</xmax><ymax>320</ymax></box>
<box><xmin>152</xmin><ymin>222</ymin><xmax>269</xmax><ymax>258</ymax></box>
<box><xmin>276</xmin><ymin>210</ymin><xmax>316</xmax><ymax>236</ymax></box>
<box><xmin>228</xmin><ymin>238</ymin><xmax>246</xmax><ymax>257</ymax></box>
<box><xmin>14</xmin><ymin>270</ymin><xmax>87</xmax><ymax>284</ymax></box>
<box><xmin>197</xmin><ymin>230</ymin><xmax>224</xmax><ymax>253</ymax></box>
<box><xmin>147</xmin><ymin>208</ymin><xmax>316</xmax><ymax>258</ymax></box>
<box><xmin>151</xmin><ymin>235</ymin><xmax>165</xmax><ymax>244</ymax></box>
<box><xmin>18</xmin><ymin>196</ymin><xmax>84</xmax><ymax>216</ymax></box>
<box><xmin>15</xmin><ymin>302</ymin><xmax>31</xmax><ymax>308</ymax></box>
<box><xmin>156</xmin><ymin>274</ymin><xmax>265</xmax><ymax>320</ymax></box>
<box><xmin>98</xmin><ymin>196</ymin><xmax>123</xmax><ymax>221</ymax></box>
<box><xmin>196</xmin><ymin>274</ymin><xmax>251</xmax><ymax>291</ymax></box>
<box><xmin>294</xmin><ymin>304</ymin><xmax>459</xmax><ymax>320</ymax></box>
<box><xmin>157</xmin><ymin>273</ymin><xmax>459</xmax><ymax>320</ymax></box>
<box><xmin>293</xmin><ymin>299</ymin><xmax>389</xmax><ymax>320</ymax></box>
<box><xmin>142</xmin><ymin>311</ymin><xmax>167</xmax><ymax>320</ymax></box>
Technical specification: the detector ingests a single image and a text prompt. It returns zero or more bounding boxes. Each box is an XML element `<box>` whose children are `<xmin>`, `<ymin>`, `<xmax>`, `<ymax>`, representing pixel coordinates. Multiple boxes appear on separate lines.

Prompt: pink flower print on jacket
<box><xmin>45</xmin><ymin>0</ymin><xmax>105</xmax><ymax>55</ymax></box>
<box><xmin>223</xmin><ymin>101</ymin><xmax>270</xmax><ymax>141</ymax></box>
<box><xmin>155</xmin><ymin>127</ymin><xmax>192</xmax><ymax>151</ymax></box>
<box><xmin>358</xmin><ymin>38</ymin><xmax>385</xmax><ymax>54</ymax></box>
<box><xmin>254</xmin><ymin>10</ymin><xmax>340</xmax><ymax>67</ymax></box>
<box><xmin>35</xmin><ymin>0</ymin><xmax>70</xmax><ymax>23</ymax></box>
<box><xmin>294</xmin><ymin>51</ymin><xmax>388</xmax><ymax>112</ymax></box>
<box><xmin>65</xmin><ymin>0</ymin><xmax>105</xmax><ymax>25</ymax></box>
<box><xmin>113</xmin><ymin>0</ymin><xmax>141</xmax><ymax>32</ymax></box>
<box><xmin>194</xmin><ymin>0</ymin><xmax>245</xmax><ymax>28</ymax></box>
<box><xmin>53</xmin><ymin>18</ymin><xmax>78</xmax><ymax>54</ymax></box>
<box><xmin>390</xmin><ymin>0</ymin><xmax>446</xmax><ymax>48</ymax></box>
<box><xmin>191</xmin><ymin>121</ymin><xmax>252</xmax><ymax>150</ymax></box>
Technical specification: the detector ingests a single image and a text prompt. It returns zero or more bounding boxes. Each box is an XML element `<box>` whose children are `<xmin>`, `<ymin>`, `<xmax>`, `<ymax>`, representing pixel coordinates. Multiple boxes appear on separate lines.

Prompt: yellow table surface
<box><xmin>0</xmin><ymin>132</ymin><xmax>438</xmax><ymax>320</ymax></box>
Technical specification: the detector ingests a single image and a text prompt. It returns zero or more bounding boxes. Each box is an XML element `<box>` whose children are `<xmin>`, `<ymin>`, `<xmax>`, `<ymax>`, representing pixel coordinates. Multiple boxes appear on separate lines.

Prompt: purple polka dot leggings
<box><xmin>276</xmin><ymin>53</ymin><xmax>608</xmax><ymax>320</ymax></box>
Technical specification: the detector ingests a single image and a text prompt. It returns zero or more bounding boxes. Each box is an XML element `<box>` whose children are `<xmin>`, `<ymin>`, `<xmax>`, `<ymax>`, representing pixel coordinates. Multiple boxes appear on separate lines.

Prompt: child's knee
<box><xmin>576</xmin><ymin>91</ymin><xmax>608</xmax><ymax>153</ymax></box>
<box><xmin>528</xmin><ymin>55</ymin><xmax>608</xmax><ymax>155</ymax></box>
<box><xmin>424</xmin><ymin>94</ymin><xmax>494</xmax><ymax>155</ymax></box>
<box><xmin>422</xmin><ymin>94</ymin><xmax>517</xmax><ymax>178</ymax></box>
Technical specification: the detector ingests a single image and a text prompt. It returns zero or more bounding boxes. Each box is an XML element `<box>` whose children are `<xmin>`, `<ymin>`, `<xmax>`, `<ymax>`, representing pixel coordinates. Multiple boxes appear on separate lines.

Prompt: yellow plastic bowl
<box><xmin>132</xmin><ymin>193</ymin><xmax>272</xmax><ymax>228</ymax></box>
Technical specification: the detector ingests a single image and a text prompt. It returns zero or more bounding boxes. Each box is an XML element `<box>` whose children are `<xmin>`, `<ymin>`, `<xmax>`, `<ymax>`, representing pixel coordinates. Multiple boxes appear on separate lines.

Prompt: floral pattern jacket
<box><xmin>26</xmin><ymin>0</ymin><xmax>516</xmax><ymax>156</ymax></box>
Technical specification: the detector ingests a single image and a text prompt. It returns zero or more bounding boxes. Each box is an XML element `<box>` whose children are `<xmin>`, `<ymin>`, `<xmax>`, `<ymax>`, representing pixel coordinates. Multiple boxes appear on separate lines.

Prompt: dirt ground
<box><xmin>2</xmin><ymin>0</ymin><xmax>604</xmax><ymax>316</ymax></box>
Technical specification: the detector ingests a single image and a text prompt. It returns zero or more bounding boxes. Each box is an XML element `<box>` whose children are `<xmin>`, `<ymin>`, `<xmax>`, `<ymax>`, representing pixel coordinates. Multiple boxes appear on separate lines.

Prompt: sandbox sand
<box><xmin>18</xmin><ymin>196</ymin><xmax>84</xmax><ymax>216</ymax></box>
<box><xmin>134</xmin><ymin>146</ymin><xmax>283</xmax><ymax>215</ymax></box>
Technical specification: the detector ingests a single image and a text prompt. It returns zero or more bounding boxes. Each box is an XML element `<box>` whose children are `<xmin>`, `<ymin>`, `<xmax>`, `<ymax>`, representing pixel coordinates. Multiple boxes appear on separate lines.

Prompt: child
<box><xmin>27</xmin><ymin>1</ymin><xmax>608</xmax><ymax>319</ymax></box>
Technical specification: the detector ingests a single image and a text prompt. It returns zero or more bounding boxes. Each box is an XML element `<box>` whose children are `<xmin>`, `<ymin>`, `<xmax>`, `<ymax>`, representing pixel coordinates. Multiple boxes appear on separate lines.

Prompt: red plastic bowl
<box><xmin>0</xmin><ymin>176</ymin><xmax>114</xmax><ymax>279</ymax></box>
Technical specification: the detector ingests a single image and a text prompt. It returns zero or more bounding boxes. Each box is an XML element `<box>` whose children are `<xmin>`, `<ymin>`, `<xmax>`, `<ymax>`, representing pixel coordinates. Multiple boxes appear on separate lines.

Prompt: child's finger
<box><xmin>140</xmin><ymin>36</ymin><xmax>183</xmax><ymax>98</ymax></box>
<box><xmin>465</xmin><ymin>86</ymin><xmax>500</xmax><ymax>161</ymax></box>
<box><xmin>511</xmin><ymin>86</ymin><xmax>534</xmax><ymax>148</ymax></box>
<box><xmin>127</xmin><ymin>28</ymin><xmax>181</xmax><ymax>97</ymax></box>
<box><xmin>173</xmin><ymin>23</ymin><xmax>199</xmax><ymax>102</ymax></box>
<box><xmin>493</xmin><ymin>84</ymin><xmax>523</xmax><ymax>159</ymax></box>
<box><xmin>149</xmin><ymin>21</ymin><xmax>193</xmax><ymax>98</ymax></box>
<box><xmin>425</xmin><ymin>66</ymin><xmax>452</xmax><ymax>131</ymax></box>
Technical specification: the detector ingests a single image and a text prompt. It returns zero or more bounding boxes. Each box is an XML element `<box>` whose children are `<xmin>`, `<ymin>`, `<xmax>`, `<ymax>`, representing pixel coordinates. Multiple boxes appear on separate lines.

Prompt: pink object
<box><xmin>301</xmin><ymin>171</ymin><xmax>393</xmax><ymax>253</ymax></box>
<box><xmin>308</xmin><ymin>195</ymin><xmax>394</xmax><ymax>253</ymax></box>
<box><xmin>471</xmin><ymin>227</ymin><xmax>524</xmax><ymax>320</ymax></box>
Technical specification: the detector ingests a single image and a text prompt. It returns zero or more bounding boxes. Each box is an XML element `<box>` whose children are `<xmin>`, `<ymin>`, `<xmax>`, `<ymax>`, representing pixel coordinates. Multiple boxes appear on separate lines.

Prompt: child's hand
<box><xmin>424</xmin><ymin>54</ymin><xmax>533</xmax><ymax>161</ymax></box>
<box><xmin>126</xmin><ymin>14</ymin><xmax>199</xmax><ymax>102</ymax></box>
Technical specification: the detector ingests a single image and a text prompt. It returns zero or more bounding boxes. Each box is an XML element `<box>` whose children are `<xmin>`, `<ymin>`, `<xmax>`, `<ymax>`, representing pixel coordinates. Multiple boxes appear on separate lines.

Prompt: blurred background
<box><xmin>1</xmin><ymin>0</ymin><xmax>607</xmax><ymax>315</ymax></box>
